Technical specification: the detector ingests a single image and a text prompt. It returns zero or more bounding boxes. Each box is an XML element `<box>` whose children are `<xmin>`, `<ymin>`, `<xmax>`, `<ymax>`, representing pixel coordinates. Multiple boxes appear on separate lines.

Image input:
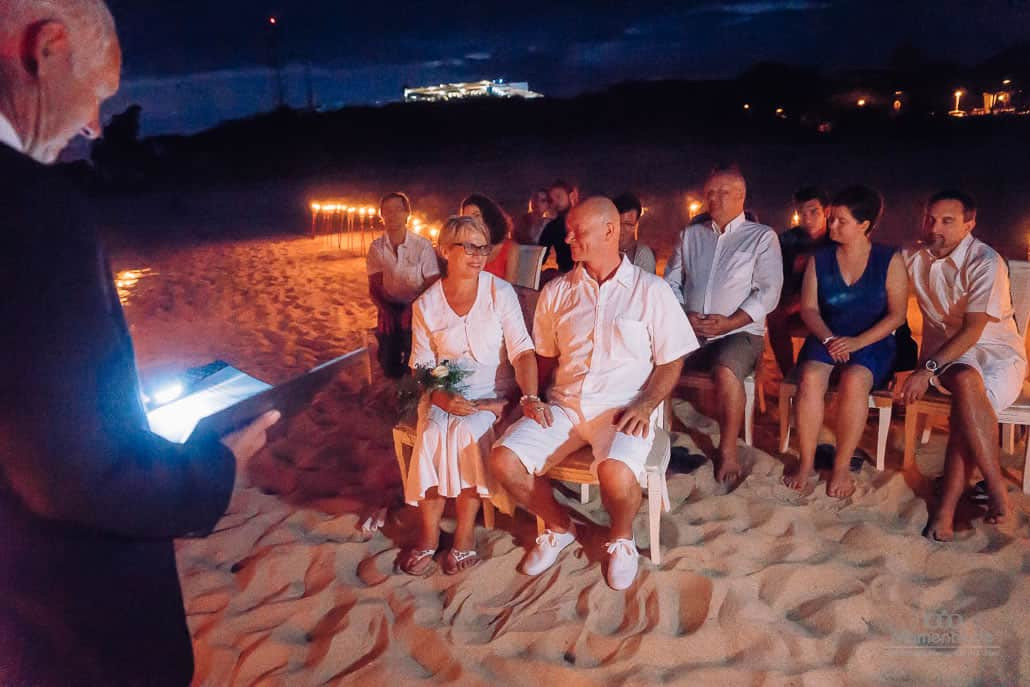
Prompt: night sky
<box><xmin>102</xmin><ymin>0</ymin><xmax>1030</xmax><ymax>137</ymax></box>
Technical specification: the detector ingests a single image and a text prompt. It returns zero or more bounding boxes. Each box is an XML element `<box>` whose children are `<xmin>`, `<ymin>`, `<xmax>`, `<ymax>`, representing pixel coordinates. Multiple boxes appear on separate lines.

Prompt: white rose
<box><xmin>431</xmin><ymin>365</ymin><xmax>449</xmax><ymax>379</ymax></box>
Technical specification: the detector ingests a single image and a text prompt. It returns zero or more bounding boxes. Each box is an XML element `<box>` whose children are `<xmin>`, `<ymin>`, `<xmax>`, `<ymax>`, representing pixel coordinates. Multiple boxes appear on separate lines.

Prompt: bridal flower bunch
<box><xmin>396</xmin><ymin>360</ymin><xmax>470</xmax><ymax>418</ymax></box>
<box><xmin>414</xmin><ymin>360</ymin><xmax>470</xmax><ymax>393</ymax></box>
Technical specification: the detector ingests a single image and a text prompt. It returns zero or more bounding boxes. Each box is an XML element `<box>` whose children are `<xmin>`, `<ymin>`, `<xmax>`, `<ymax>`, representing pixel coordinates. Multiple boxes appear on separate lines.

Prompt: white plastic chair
<box><xmin>506</xmin><ymin>244</ymin><xmax>547</xmax><ymax>290</ymax></box>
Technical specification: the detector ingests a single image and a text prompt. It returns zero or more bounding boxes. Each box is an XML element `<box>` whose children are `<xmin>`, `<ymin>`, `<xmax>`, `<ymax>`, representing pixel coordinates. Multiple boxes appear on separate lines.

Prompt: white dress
<box><xmin>405</xmin><ymin>273</ymin><xmax>534</xmax><ymax>504</ymax></box>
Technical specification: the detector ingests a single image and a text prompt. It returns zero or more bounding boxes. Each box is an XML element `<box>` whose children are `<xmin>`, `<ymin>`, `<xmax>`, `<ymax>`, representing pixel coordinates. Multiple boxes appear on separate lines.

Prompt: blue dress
<box><xmin>798</xmin><ymin>242</ymin><xmax>897</xmax><ymax>388</ymax></box>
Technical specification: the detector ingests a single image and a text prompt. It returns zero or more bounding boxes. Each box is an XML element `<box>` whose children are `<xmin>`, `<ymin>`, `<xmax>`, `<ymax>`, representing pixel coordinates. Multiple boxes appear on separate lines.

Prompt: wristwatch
<box><xmin>924</xmin><ymin>359</ymin><xmax>940</xmax><ymax>375</ymax></box>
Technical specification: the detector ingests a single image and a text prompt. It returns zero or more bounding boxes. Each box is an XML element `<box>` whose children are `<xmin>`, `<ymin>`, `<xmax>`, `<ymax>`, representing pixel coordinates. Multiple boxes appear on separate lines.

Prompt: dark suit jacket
<box><xmin>0</xmin><ymin>144</ymin><xmax>236</xmax><ymax>686</ymax></box>
<box><xmin>538</xmin><ymin>212</ymin><xmax>574</xmax><ymax>272</ymax></box>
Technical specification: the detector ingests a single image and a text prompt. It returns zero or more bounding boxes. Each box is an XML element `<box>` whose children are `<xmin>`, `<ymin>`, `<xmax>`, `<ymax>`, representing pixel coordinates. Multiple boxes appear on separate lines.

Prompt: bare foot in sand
<box><xmin>984</xmin><ymin>494</ymin><xmax>1008</xmax><ymax>525</ymax></box>
<box><xmin>826</xmin><ymin>468</ymin><xmax>855</xmax><ymax>498</ymax></box>
<box><xmin>716</xmin><ymin>456</ymin><xmax>741</xmax><ymax>485</ymax></box>
<box><xmin>922</xmin><ymin>518</ymin><xmax>954</xmax><ymax>542</ymax></box>
<box><xmin>782</xmin><ymin>457</ymin><xmax>815</xmax><ymax>491</ymax></box>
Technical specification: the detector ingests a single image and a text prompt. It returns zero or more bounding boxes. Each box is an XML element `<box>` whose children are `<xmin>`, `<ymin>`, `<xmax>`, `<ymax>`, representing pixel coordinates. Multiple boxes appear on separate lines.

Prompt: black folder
<box><xmin>146</xmin><ymin>349</ymin><xmax>366</xmax><ymax>443</ymax></box>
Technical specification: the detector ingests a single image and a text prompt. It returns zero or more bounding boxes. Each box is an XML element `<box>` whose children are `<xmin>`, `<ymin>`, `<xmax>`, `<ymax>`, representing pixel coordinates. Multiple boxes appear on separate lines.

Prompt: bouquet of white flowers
<box><xmin>396</xmin><ymin>360</ymin><xmax>471</xmax><ymax>419</ymax></box>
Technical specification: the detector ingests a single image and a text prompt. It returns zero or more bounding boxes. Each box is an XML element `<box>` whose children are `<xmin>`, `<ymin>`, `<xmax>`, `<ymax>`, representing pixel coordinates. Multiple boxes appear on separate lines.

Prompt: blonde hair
<box><xmin>437</xmin><ymin>215</ymin><xmax>489</xmax><ymax>250</ymax></box>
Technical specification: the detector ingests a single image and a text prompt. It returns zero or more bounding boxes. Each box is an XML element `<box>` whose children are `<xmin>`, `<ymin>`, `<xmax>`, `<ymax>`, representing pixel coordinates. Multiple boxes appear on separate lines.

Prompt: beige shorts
<box><xmin>495</xmin><ymin>404</ymin><xmax>655</xmax><ymax>486</ymax></box>
<box><xmin>682</xmin><ymin>331</ymin><xmax>764</xmax><ymax>382</ymax></box>
<box><xmin>931</xmin><ymin>346</ymin><xmax>1027</xmax><ymax>412</ymax></box>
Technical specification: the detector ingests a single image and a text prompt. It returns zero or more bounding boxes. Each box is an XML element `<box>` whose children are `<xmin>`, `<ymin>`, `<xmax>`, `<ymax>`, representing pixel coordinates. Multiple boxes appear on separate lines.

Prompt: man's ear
<box><xmin>22</xmin><ymin>21</ymin><xmax>71</xmax><ymax>78</ymax></box>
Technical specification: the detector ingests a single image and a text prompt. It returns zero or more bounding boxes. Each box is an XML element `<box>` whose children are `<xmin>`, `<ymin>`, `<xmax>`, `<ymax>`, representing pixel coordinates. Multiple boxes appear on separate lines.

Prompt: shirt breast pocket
<box><xmin>611</xmin><ymin>317</ymin><xmax>651</xmax><ymax>360</ymax></box>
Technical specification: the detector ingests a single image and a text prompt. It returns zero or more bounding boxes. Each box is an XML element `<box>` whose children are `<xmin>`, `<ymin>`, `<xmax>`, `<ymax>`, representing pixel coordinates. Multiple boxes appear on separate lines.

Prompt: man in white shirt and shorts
<box><xmin>490</xmin><ymin>197</ymin><xmax>698</xmax><ymax>590</ymax></box>
<box><xmin>664</xmin><ymin>167</ymin><xmax>783</xmax><ymax>484</ymax></box>
<box><xmin>900</xmin><ymin>189</ymin><xmax>1027</xmax><ymax>541</ymax></box>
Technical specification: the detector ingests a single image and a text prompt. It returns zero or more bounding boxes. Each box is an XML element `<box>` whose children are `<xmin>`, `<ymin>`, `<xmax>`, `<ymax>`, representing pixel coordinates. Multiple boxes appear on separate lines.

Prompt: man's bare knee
<box><xmin>713</xmin><ymin>365</ymin><xmax>744</xmax><ymax>393</ymax></box>
<box><xmin>942</xmin><ymin>365</ymin><xmax>986</xmax><ymax>399</ymax></box>
<box><xmin>490</xmin><ymin>446</ymin><xmax>526</xmax><ymax>486</ymax></box>
<box><xmin>597</xmin><ymin>459</ymin><xmax>641</xmax><ymax>495</ymax></box>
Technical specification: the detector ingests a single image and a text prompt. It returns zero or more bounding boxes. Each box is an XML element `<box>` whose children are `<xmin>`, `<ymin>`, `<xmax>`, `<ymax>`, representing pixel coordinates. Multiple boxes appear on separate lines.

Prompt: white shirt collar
<box><xmin>0</xmin><ymin>112</ymin><xmax>23</xmax><ymax>153</ymax></box>
<box><xmin>712</xmin><ymin>212</ymin><xmax>746</xmax><ymax>235</ymax></box>
<box><xmin>573</xmin><ymin>254</ymin><xmax>635</xmax><ymax>288</ymax></box>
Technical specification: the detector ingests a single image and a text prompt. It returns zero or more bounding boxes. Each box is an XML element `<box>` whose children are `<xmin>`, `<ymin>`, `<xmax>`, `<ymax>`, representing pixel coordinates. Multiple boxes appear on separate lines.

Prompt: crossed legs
<box><xmin>925</xmin><ymin>364</ymin><xmax>1008</xmax><ymax>541</ymax></box>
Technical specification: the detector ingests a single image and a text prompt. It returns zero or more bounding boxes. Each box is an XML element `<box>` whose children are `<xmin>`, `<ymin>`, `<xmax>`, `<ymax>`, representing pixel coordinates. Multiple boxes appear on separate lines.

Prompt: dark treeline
<box><xmin>76</xmin><ymin>50</ymin><xmax>1030</xmax><ymax>193</ymax></box>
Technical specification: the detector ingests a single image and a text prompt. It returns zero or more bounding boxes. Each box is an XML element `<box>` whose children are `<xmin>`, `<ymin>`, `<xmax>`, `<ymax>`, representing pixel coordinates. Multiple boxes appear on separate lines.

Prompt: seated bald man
<box><xmin>664</xmin><ymin>167</ymin><xmax>783</xmax><ymax>484</ymax></box>
<box><xmin>490</xmin><ymin>197</ymin><xmax>697</xmax><ymax>590</ymax></box>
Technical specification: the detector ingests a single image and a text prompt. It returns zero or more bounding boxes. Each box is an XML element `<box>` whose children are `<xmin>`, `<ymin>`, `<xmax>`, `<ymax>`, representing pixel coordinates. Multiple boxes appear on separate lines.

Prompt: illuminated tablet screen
<box><xmin>146</xmin><ymin>366</ymin><xmax>272</xmax><ymax>444</ymax></box>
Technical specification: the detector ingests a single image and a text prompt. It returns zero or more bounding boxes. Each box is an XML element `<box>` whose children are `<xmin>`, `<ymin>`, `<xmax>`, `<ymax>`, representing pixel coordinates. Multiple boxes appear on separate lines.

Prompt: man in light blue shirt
<box><xmin>664</xmin><ymin>167</ymin><xmax>783</xmax><ymax>483</ymax></box>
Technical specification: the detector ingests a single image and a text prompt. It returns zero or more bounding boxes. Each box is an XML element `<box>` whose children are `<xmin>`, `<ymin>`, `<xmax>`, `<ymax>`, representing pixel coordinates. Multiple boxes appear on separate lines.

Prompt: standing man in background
<box><xmin>367</xmin><ymin>192</ymin><xmax>440</xmax><ymax>378</ymax></box>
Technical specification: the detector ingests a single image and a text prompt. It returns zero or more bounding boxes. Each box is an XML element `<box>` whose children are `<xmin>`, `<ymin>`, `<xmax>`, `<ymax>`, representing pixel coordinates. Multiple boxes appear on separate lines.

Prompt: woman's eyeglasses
<box><xmin>455</xmin><ymin>242</ymin><xmax>492</xmax><ymax>257</ymax></box>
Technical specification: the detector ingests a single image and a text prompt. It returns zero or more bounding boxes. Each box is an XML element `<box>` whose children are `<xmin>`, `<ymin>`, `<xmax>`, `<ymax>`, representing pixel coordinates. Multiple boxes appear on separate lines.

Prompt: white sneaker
<box><xmin>521</xmin><ymin>526</ymin><xmax>577</xmax><ymax>576</ymax></box>
<box><xmin>604</xmin><ymin>538</ymin><xmax>639</xmax><ymax>590</ymax></box>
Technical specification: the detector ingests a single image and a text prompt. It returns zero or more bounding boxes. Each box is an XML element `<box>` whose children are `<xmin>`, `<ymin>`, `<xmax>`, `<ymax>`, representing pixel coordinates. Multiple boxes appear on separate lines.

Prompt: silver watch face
<box><xmin>925</xmin><ymin>359</ymin><xmax>939</xmax><ymax>372</ymax></box>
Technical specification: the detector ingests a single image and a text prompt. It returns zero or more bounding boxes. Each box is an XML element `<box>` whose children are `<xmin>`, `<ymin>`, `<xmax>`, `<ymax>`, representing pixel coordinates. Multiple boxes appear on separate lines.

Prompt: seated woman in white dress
<box><xmin>400</xmin><ymin>215</ymin><xmax>538</xmax><ymax>576</ymax></box>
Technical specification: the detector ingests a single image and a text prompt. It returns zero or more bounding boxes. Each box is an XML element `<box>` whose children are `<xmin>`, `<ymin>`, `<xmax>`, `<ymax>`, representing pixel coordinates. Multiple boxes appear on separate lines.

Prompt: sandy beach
<box><xmin>113</xmin><ymin>233</ymin><xmax>1029</xmax><ymax>687</ymax></box>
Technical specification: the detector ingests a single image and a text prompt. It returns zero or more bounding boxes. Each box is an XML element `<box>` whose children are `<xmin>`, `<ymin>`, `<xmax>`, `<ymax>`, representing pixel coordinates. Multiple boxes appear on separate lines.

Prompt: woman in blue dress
<box><xmin>783</xmin><ymin>186</ymin><xmax>909</xmax><ymax>497</ymax></box>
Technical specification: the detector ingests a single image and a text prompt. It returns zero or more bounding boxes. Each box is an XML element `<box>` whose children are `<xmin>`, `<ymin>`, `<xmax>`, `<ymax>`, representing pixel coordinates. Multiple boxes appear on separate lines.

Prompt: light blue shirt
<box><xmin>663</xmin><ymin>212</ymin><xmax>783</xmax><ymax>338</ymax></box>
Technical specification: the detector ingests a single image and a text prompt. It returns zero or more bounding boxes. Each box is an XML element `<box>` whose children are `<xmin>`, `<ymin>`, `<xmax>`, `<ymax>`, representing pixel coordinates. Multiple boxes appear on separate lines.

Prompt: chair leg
<box><xmin>1003</xmin><ymin>423</ymin><xmax>1015</xmax><ymax>454</ymax></box>
<box><xmin>876</xmin><ymin>406</ymin><xmax>890</xmax><ymax>471</ymax></box>
<box><xmin>482</xmin><ymin>500</ymin><xmax>495</xmax><ymax>529</ymax></box>
<box><xmin>661</xmin><ymin>476</ymin><xmax>671</xmax><ymax>512</ymax></box>
<box><xmin>778</xmin><ymin>388</ymin><xmax>792</xmax><ymax>454</ymax></box>
<box><xmin>392</xmin><ymin>429</ymin><xmax>410</xmax><ymax>495</ymax></box>
<box><xmin>1022</xmin><ymin>429</ymin><xmax>1030</xmax><ymax>495</ymax></box>
<box><xmin>580</xmin><ymin>483</ymin><xmax>591</xmax><ymax>504</ymax></box>
<box><xmin>363</xmin><ymin>331</ymin><xmax>375</xmax><ymax>385</ymax></box>
<box><xmin>647</xmin><ymin>472</ymin><xmax>662</xmax><ymax>565</ymax></box>
<box><xmin>903</xmin><ymin>409</ymin><xmax>919</xmax><ymax>472</ymax></box>
<box><xmin>756</xmin><ymin>375</ymin><xmax>767</xmax><ymax>416</ymax></box>
<box><xmin>744</xmin><ymin>380</ymin><xmax>755</xmax><ymax>447</ymax></box>
<box><xmin>920</xmin><ymin>415</ymin><xmax>933</xmax><ymax>445</ymax></box>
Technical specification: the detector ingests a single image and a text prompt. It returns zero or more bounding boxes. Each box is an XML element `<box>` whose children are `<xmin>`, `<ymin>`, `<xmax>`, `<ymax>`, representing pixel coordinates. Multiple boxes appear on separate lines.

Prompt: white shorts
<box><xmin>495</xmin><ymin>404</ymin><xmax>655</xmax><ymax>486</ymax></box>
<box><xmin>932</xmin><ymin>346</ymin><xmax>1027</xmax><ymax>412</ymax></box>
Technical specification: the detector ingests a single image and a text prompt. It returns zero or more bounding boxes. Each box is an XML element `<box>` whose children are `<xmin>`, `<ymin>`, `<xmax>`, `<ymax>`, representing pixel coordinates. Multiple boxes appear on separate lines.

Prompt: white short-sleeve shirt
<box><xmin>534</xmin><ymin>256</ymin><xmax>699</xmax><ymax>419</ymax></box>
<box><xmin>903</xmin><ymin>234</ymin><xmax>1025</xmax><ymax>363</ymax></box>
<box><xmin>366</xmin><ymin>230</ymin><xmax>440</xmax><ymax>305</ymax></box>
<box><xmin>663</xmin><ymin>212</ymin><xmax>783</xmax><ymax>338</ymax></box>
<box><xmin>410</xmin><ymin>273</ymin><xmax>534</xmax><ymax>399</ymax></box>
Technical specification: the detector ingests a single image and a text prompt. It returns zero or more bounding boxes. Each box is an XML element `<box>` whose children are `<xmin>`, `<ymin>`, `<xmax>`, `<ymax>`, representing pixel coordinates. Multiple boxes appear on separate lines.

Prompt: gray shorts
<box><xmin>682</xmin><ymin>332</ymin><xmax>764</xmax><ymax>381</ymax></box>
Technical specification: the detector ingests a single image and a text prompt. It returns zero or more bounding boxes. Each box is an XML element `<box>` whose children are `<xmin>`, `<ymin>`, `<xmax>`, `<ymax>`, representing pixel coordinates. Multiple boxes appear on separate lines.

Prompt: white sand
<box><xmin>112</xmin><ymin>234</ymin><xmax>1029</xmax><ymax>687</ymax></box>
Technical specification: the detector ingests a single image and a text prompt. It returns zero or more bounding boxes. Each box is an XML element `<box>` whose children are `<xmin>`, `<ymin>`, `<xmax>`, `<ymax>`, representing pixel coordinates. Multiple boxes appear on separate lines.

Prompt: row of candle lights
<box><xmin>309</xmin><ymin>200</ymin><xmax>440</xmax><ymax>252</ymax></box>
<box><xmin>309</xmin><ymin>200</ymin><xmax>380</xmax><ymax>254</ymax></box>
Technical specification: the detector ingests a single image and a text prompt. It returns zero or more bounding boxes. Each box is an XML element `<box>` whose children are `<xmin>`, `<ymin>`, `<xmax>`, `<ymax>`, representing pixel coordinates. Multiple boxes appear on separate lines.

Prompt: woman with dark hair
<box><xmin>783</xmin><ymin>186</ymin><xmax>909</xmax><ymax>498</ymax></box>
<box><xmin>460</xmin><ymin>193</ymin><xmax>515</xmax><ymax>279</ymax></box>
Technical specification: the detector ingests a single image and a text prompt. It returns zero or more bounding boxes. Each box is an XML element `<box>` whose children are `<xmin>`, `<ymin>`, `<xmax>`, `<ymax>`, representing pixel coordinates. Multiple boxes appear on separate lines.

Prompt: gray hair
<box><xmin>1</xmin><ymin>0</ymin><xmax>117</xmax><ymax>73</ymax></box>
<box><xmin>437</xmin><ymin>215</ymin><xmax>490</xmax><ymax>249</ymax></box>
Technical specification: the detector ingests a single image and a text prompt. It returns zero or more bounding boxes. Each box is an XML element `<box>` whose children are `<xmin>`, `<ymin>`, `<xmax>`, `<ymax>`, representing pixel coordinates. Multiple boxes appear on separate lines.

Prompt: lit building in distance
<box><xmin>403</xmin><ymin>79</ymin><xmax>543</xmax><ymax>102</ymax></box>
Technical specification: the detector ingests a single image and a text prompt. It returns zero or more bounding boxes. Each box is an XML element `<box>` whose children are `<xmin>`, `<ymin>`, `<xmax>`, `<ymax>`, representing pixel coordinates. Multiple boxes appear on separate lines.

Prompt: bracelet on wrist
<box><xmin>821</xmin><ymin>335</ymin><xmax>836</xmax><ymax>345</ymax></box>
<box><xmin>519</xmin><ymin>394</ymin><xmax>541</xmax><ymax>405</ymax></box>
